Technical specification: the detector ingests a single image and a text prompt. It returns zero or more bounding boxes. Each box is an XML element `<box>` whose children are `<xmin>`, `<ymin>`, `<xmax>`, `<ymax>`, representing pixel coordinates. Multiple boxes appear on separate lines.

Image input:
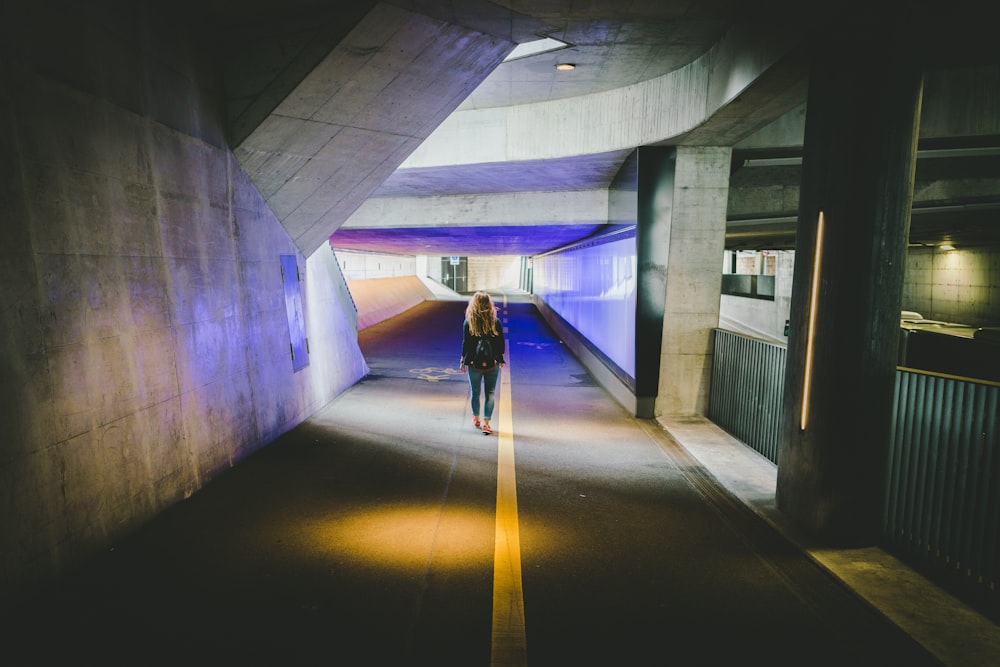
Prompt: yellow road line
<box><xmin>491</xmin><ymin>294</ymin><xmax>527</xmax><ymax>667</ymax></box>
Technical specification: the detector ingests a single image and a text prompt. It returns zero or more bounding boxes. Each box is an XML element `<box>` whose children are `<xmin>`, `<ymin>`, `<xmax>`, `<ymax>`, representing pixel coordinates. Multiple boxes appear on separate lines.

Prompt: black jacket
<box><xmin>461</xmin><ymin>319</ymin><xmax>505</xmax><ymax>369</ymax></box>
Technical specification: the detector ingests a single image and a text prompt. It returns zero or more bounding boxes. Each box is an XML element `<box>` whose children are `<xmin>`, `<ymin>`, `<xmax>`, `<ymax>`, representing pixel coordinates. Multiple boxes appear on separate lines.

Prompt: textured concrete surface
<box><xmin>403</xmin><ymin>23</ymin><xmax>803</xmax><ymax>167</ymax></box>
<box><xmin>656</xmin><ymin>146</ymin><xmax>732</xmax><ymax>417</ymax></box>
<box><xmin>234</xmin><ymin>2</ymin><xmax>516</xmax><ymax>255</ymax></box>
<box><xmin>0</xmin><ymin>3</ymin><xmax>367</xmax><ymax>608</ymax></box>
<box><xmin>348</xmin><ymin>275</ymin><xmax>435</xmax><ymax>330</ymax></box>
<box><xmin>343</xmin><ymin>68</ymin><xmax>1000</xmax><ymax>257</ymax></box>
<box><xmin>345</xmin><ymin>190</ymin><xmax>609</xmax><ymax>230</ymax></box>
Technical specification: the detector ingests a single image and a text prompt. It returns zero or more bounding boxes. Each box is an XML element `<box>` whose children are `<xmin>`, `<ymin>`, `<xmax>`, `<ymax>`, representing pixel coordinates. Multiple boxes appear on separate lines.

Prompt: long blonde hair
<box><xmin>466</xmin><ymin>291</ymin><xmax>499</xmax><ymax>337</ymax></box>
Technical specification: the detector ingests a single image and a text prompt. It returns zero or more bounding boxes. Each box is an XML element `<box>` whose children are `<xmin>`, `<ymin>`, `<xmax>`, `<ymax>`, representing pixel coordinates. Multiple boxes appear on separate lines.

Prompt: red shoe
<box><xmin>481</xmin><ymin>422</ymin><xmax>493</xmax><ymax>435</ymax></box>
<box><xmin>472</xmin><ymin>416</ymin><xmax>481</xmax><ymax>429</ymax></box>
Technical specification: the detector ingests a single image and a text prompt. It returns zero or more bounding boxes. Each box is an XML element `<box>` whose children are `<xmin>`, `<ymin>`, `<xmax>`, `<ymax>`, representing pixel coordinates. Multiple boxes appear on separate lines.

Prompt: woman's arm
<box><xmin>459</xmin><ymin>320</ymin><xmax>471</xmax><ymax>369</ymax></box>
<box><xmin>495</xmin><ymin>325</ymin><xmax>506</xmax><ymax>366</ymax></box>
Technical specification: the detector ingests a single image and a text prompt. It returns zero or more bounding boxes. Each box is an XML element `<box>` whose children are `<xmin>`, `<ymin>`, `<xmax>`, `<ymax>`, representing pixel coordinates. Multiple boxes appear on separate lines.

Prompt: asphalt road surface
<box><xmin>5</xmin><ymin>295</ymin><xmax>942</xmax><ymax>666</ymax></box>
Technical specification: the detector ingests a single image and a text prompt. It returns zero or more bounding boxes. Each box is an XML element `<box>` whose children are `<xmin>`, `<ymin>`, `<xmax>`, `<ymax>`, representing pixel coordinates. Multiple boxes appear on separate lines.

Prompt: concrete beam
<box><xmin>401</xmin><ymin>22</ymin><xmax>803</xmax><ymax>168</ymax></box>
<box><xmin>343</xmin><ymin>189</ymin><xmax>609</xmax><ymax>229</ymax></box>
<box><xmin>234</xmin><ymin>2</ymin><xmax>516</xmax><ymax>256</ymax></box>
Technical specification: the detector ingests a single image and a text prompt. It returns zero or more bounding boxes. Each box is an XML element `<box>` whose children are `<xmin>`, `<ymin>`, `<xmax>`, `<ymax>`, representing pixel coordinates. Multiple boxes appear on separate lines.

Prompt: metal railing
<box><xmin>708</xmin><ymin>329</ymin><xmax>786</xmax><ymax>463</ymax></box>
<box><xmin>883</xmin><ymin>369</ymin><xmax>999</xmax><ymax>614</ymax></box>
<box><xmin>707</xmin><ymin>329</ymin><xmax>999</xmax><ymax>616</ymax></box>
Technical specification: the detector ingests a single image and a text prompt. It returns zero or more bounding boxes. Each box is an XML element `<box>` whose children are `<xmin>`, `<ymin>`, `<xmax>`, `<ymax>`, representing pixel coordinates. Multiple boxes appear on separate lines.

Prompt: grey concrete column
<box><xmin>776</xmin><ymin>28</ymin><xmax>924</xmax><ymax>545</ymax></box>
<box><xmin>651</xmin><ymin>147</ymin><xmax>731</xmax><ymax>418</ymax></box>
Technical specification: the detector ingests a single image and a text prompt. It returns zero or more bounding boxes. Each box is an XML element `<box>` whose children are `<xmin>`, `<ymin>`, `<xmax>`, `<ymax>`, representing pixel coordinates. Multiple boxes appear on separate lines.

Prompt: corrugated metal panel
<box><xmin>709</xmin><ymin>332</ymin><xmax>998</xmax><ymax>615</ymax></box>
<box><xmin>708</xmin><ymin>329</ymin><xmax>786</xmax><ymax>464</ymax></box>
<box><xmin>884</xmin><ymin>369</ymin><xmax>999</xmax><ymax>615</ymax></box>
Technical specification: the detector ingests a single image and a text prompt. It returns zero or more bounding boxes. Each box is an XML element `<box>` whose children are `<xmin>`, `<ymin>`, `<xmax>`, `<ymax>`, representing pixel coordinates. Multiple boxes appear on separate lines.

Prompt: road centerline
<box><xmin>491</xmin><ymin>295</ymin><xmax>527</xmax><ymax>667</ymax></box>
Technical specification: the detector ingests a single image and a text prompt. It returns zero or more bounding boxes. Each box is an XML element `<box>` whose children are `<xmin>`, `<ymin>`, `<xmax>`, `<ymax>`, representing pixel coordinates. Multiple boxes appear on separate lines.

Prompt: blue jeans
<box><xmin>468</xmin><ymin>365</ymin><xmax>500</xmax><ymax>420</ymax></box>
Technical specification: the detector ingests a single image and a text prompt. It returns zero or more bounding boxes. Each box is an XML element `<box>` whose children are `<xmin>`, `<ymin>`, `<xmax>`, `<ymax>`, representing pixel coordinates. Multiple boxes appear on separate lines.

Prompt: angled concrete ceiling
<box><xmin>224</xmin><ymin>0</ymin><xmax>538</xmax><ymax>255</ymax></box>
<box><xmin>215</xmin><ymin>1</ymin><xmax>1000</xmax><ymax>258</ymax></box>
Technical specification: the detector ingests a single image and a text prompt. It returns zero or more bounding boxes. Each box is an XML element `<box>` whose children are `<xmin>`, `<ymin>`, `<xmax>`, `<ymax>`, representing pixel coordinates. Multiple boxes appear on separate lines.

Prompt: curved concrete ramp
<box><xmin>348</xmin><ymin>275</ymin><xmax>436</xmax><ymax>330</ymax></box>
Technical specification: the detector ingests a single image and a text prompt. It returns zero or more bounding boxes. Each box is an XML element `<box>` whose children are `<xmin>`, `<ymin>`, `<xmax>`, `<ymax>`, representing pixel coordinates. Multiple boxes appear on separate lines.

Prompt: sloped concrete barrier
<box><xmin>348</xmin><ymin>276</ymin><xmax>437</xmax><ymax>330</ymax></box>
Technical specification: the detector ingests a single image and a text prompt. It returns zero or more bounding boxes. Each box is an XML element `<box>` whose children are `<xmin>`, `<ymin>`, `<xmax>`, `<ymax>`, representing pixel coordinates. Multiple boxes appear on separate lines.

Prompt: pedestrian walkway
<box><xmin>6</xmin><ymin>295</ymin><xmax>993</xmax><ymax>666</ymax></box>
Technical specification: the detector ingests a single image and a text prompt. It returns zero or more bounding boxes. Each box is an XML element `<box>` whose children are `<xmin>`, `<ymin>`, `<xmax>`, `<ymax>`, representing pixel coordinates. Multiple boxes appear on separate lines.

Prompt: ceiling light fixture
<box><xmin>555</xmin><ymin>63</ymin><xmax>576</xmax><ymax>71</ymax></box>
<box><xmin>939</xmin><ymin>243</ymin><xmax>956</xmax><ymax>251</ymax></box>
<box><xmin>503</xmin><ymin>36</ymin><xmax>570</xmax><ymax>62</ymax></box>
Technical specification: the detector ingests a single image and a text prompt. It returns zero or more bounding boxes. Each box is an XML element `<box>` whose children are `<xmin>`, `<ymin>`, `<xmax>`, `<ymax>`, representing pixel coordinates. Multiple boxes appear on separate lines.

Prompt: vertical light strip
<box><xmin>492</xmin><ymin>294</ymin><xmax>527</xmax><ymax>666</ymax></box>
<box><xmin>801</xmin><ymin>211</ymin><xmax>825</xmax><ymax>431</ymax></box>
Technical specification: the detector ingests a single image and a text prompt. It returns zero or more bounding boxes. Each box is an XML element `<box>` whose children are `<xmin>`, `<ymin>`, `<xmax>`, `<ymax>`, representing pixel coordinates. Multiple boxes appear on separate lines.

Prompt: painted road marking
<box><xmin>409</xmin><ymin>367</ymin><xmax>463</xmax><ymax>382</ymax></box>
<box><xmin>491</xmin><ymin>293</ymin><xmax>527</xmax><ymax>666</ymax></box>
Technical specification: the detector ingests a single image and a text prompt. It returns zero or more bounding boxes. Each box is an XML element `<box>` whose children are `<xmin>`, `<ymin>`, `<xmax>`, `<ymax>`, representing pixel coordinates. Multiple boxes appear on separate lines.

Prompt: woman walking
<box><xmin>459</xmin><ymin>291</ymin><xmax>506</xmax><ymax>435</ymax></box>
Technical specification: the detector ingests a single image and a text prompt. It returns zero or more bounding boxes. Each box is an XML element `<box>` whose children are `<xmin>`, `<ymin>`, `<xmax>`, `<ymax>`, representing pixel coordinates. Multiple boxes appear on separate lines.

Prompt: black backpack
<box><xmin>471</xmin><ymin>337</ymin><xmax>494</xmax><ymax>368</ymax></box>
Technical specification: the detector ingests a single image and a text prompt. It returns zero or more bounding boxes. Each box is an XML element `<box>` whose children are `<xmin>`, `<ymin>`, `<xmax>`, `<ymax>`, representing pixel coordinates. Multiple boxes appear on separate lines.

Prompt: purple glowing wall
<box><xmin>533</xmin><ymin>229</ymin><xmax>637</xmax><ymax>379</ymax></box>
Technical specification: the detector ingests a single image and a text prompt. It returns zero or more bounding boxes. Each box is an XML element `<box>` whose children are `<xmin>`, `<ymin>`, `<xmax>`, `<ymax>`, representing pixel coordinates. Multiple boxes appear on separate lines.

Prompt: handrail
<box><xmin>708</xmin><ymin>329</ymin><xmax>998</xmax><ymax>618</ymax></box>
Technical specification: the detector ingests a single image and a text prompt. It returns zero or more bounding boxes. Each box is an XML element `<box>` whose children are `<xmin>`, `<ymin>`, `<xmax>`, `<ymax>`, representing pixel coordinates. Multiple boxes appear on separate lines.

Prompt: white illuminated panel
<box><xmin>534</xmin><ymin>233</ymin><xmax>637</xmax><ymax>378</ymax></box>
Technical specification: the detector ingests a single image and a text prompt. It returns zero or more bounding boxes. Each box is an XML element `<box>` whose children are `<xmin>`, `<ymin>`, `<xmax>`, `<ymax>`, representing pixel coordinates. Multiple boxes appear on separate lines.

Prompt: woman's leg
<box><xmin>468</xmin><ymin>368</ymin><xmax>484</xmax><ymax>419</ymax></box>
<box><xmin>481</xmin><ymin>366</ymin><xmax>501</xmax><ymax>422</ymax></box>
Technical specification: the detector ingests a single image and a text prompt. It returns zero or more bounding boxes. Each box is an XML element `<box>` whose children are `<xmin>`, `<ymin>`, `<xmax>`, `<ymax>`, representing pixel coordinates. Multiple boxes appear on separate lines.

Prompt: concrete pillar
<box><xmin>776</xmin><ymin>27</ymin><xmax>923</xmax><ymax>545</ymax></box>
<box><xmin>634</xmin><ymin>147</ymin><xmax>673</xmax><ymax>418</ymax></box>
<box><xmin>638</xmin><ymin>146</ymin><xmax>731</xmax><ymax>418</ymax></box>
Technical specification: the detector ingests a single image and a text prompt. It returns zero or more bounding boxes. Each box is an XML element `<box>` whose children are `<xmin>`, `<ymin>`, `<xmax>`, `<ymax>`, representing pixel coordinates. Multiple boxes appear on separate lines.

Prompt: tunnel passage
<box><xmin>4</xmin><ymin>294</ymin><xmax>943</xmax><ymax>666</ymax></box>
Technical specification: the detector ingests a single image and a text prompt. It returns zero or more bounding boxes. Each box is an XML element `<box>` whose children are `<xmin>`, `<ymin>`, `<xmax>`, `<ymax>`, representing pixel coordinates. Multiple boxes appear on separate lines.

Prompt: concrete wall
<box><xmin>467</xmin><ymin>256</ymin><xmax>521</xmax><ymax>292</ymax></box>
<box><xmin>334</xmin><ymin>250</ymin><xmax>461</xmax><ymax>317</ymax></box>
<box><xmin>306</xmin><ymin>243</ymin><xmax>370</xmax><ymax>392</ymax></box>
<box><xmin>903</xmin><ymin>246</ymin><xmax>1000</xmax><ymax>327</ymax></box>
<box><xmin>718</xmin><ymin>245</ymin><xmax>1000</xmax><ymax>343</ymax></box>
<box><xmin>334</xmin><ymin>250</ymin><xmax>418</xmax><ymax>281</ymax></box>
<box><xmin>0</xmin><ymin>4</ymin><xmax>367</xmax><ymax>609</ymax></box>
